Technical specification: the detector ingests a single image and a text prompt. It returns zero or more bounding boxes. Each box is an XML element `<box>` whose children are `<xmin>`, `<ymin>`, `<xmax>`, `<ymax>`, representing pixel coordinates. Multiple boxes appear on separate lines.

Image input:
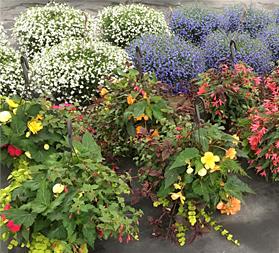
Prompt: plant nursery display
<box><xmin>96</xmin><ymin>4</ymin><xmax>169</xmax><ymax>48</ymax></box>
<box><xmin>1</xmin><ymin>1</ymin><xmax>279</xmax><ymax>252</ymax></box>
<box><xmin>13</xmin><ymin>2</ymin><xmax>94</xmax><ymax>58</ymax></box>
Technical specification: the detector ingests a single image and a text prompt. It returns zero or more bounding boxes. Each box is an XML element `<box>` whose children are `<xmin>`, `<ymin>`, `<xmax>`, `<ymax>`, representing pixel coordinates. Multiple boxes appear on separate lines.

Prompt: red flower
<box><xmin>197</xmin><ymin>83</ymin><xmax>209</xmax><ymax>95</ymax></box>
<box><xmin>1</xmin><ymin>203</ymin><xmax>11</xmax><ymax>221</ymax></box>
<box><xmin>7</xmin><ymin>145</ymin><xmax>23</xmax><ymax>157</ymax></box>
<box><xmin>6</xmin><ymin>220</ymin><xmax>21</xmax><ymax>233</ymax></box>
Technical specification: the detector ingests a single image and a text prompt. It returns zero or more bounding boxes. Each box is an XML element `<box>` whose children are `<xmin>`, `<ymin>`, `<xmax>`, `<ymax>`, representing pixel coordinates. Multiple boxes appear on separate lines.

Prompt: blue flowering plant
<box><xmin>127</xmin><ymin>34</ymin><xmax>205</xmax><ymax>92</ymax></box>
<box><xmin>258</xmin><ymin>24</ymin><xmax>279</xmax><ymax>63</ymax></box>
<box><xmin>169</xmin><ymin>6</ymin><xmax>220</xmax><ymax>44</ymax></box>
<box><xmin>202</xmin><ymin>31</ymin><xmax>273</xmax><ymax>74</ymax></box>
<box><xmin>221</xmin><ymin>5</ymin><xmax>273</xmax><ymax>37</ymax></box>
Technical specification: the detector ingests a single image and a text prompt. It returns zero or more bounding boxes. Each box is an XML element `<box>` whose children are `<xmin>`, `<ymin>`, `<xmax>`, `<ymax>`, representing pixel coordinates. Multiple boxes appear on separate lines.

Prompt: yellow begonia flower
<box><xmin>174</xmin><ymin>183</ymin><xmax>182</xmax><ymax>190</ymax></box>
<box><xmin>226</xmin><ymin>148</ymin><xmax>237</xmax><ymax>160</ymax></box>
<box><xmin>44</xmin><ymin>144</ymin><xmax>50</xmax><ymax>150</ymax></box>
<box><xmin>25</xmin><ymin>152</ymin><xmax>32</xmax><ymax>159</ymax></box>
<box><xmin>0</xmin><ymin>111</ymin><xmax>12</xmax><ymax>123</ymax></box>
<box><xmin>232</xmin><ymin>134</ymin><xmax>239</xmax><ymax>145</ymax></box>
<box><xmin>210</xmin><ymin>165</ymin><xmax>220</xmax><ymax>173</ymax></box>
<box><xmin>171</xmin><ymin>191</ymin><xmax>185</xmax><ymax>204</ymax></box>
<box><xmin>201</xmin><ymin>152</ymin><xmax>220</xmax><ymax>170</ymax></box>
<box><xmin>6</xmin><ymin>98</ymin><xmax>19</xmax><ymax>108</ymax></box>
<box><xmin>135</xmin><ymin>114</ymin><xmax>148</xmax><ymax>121</ymax></box>
<box><xmin>52</xmin><ymin>184</ymin><xmax>65</xmax><ymax>194</ymax></box>
<box><xmin>198</xmin><ymin>167</ymin><xmax>207</xmax><ymax>177</ymax></box>
<box><xmin>35</xmin><ymin>114</ymin><xmax>43</xmax><ymax>121</ymax></box>
<box><xmin>100</xmin><ymin>88</ymin><xmax>109</xmax><ymax>97</ymax></box>
<box><xmin>27</xmin><ymin>119</ymin><xmax>43</xmax><ymax>134</ymax></box>
<box><xmin>127</xmin><ymin>94</ymin><xmax>136</xmax><ymax>105</ymax></box>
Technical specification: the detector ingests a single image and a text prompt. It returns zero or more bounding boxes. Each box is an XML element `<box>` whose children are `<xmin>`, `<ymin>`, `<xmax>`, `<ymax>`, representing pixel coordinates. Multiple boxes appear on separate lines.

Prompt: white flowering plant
<box><xmin>96</xmin><ymin>4</ymin><xmax>170</xmax><ymax>47</ymax></box>
<box><xmin>0</xmin><ymin>45</ymin><xmax>25</xmax><ymax>97</ymax></box>
<box><xmin>13</xmin><ymin>2</ymin><xmax>95</xmax><ymax>58</ymax></box>
<box><xmin>30</xmin><ymin>39</ymin><xmax>129</xmax><ymax>105</ymax></box>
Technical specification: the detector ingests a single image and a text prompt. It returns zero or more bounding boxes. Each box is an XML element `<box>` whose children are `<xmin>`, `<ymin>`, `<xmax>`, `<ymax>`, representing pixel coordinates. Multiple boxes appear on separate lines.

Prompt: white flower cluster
<box><xmin>0</xmin><ymin>46</ymin><xmax>26</xmax><ymax>97</ymax></box>
<box><xmin>30</xmin><ymin>39</ymin><xmax>129</xmax><ymax>105</ymax></box>
<box><xmin>96</xmin><ymin>4</ymin><xmax>170</xmax><ymax>47</ymax></box>
<box><xmin>0</xmin><ymin>23</ymin><xmax>9</xmax><ymax>46</ymax></box>
<box><xmin>13</xmin><ymin>2</ymin><xmax>95</xmax><ymax>58</ymax></box>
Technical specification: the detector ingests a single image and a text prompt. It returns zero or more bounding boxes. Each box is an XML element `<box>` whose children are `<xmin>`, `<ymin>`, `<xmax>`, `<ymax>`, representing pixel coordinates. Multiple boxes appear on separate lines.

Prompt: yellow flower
<box><xmin>12</xmin><ymin>108</ymin><xmax>17</xmax><ymax>115</ymax></box>
<box><xmin>198</xmin><ymin>167</ymin><xmax>207</xmax><ymax>177</ymax></box>
<box><xmin>25</xmin><ymin>151</ymin><xmax>32</xmax><ymax>159</ymax></box>
<box><xmin>6</xmin><ymin>98</ymin><xmax>19</xmax><ymax>108</ymax></box>
<box><xmin>232</xmin><ymin>134</ymin><xmax>239</xmax><ymax>145</ymax></box>
<box><xmin>210</xmin><ymin>165</ymin><xmax>220</xmax><ymax>173</ymax></box>
<box><xmin>127</xmin><ymin>94</ymin><xmax>136</xmax><ymax>105</ymax></box>
<box><xmin>135</xmin><ymin>114</ymin><xmax>148</xmax><ymax>121</ymax></box>
<box><xmin>27</xmin><ymin>119</ymin><xmax>43</xmax><ymax>134</ymax></box>
<box><xmin>0</xmin><ymin>111</ymin><xmax>12</xmax><ymax>123</ymax></box>
<box><xmin>201</xmin><ymin>152</ymin><xmax>220</xmax><ymax>170</ymax></box>
<box><xmin>171</xmin><ymin>191</ymin><xmax>185</xmax><ymax>204</ymax></box>
<box><xmin>100</xmin><ymin>88</ymin><xmax>109</xmax><ymax>97</ymax></box>
<box><xmin>35</xmin><ymin>114</ymin><xmax>43</xmax><ymax>121</ymax></box>
<box><xmin>226</xmin><ymin>148</ymin><xmax>237</xmax><ymax>160</ymax></box>
<box><xmin>44</xmin><ymin>144</ymin><xmax>50</xmax><ymax>150</ymax></box>
<box><xmin>52</xmin><ymin>184</ymin><xmax>65</xmax><ymax>194</ymax></box>
<box><xmin>174</xmin><ymin>183</ymin><xmax>182</xmax><ymax>190</ymax></box>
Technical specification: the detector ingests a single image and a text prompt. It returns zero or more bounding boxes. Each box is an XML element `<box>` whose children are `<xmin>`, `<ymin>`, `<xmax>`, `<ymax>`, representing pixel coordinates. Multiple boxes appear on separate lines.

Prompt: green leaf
<box><xmin>27</xmin><ymin>104</ymin><xmax>42</xmax><ymax>116</ymax></box>
<box><xmin>169</xmin><ymin>148</ymin><xmax>199</xmax><ymax>170</ymax></box>
<box><xmin>192</xmin><ymin>179</ymin><xmax>210</xmax><ymax>203</ymax></box>
<box><xmin>79</xmin><ymin>132</ymin><xmax>102</xmax><ymax>162</ymax></box>
<box><xmin>224</xmin><ymin>176</ymin><xmax>254</xmax><ymax>201</ymax></box>
<box><xmin>164</xmin><ymin>167</ymin><xmax>185</xmax><ymax>189</ymax></box>
<box><xmin>10</xmin><ymin>116</ymin><xmax>27</xmax><ymax>136</ymax></box>
<box><xmin>126</xmin><ymin>121</ymin><xmax>136</xmax><ymax>137</ymax></box>
<box><xmin>2</xmin><ymin>209</ymin><xmax>37</xmax><ymax>227</ymax></box>
<box><xmin>30</xmin><ymin>181</ymin><xmax>51</xmax><ymax>213</ymax></box>
<box><xmin>48</xmin><ymin>224</ymin><xmax>67</xmax><ymax>240</ymax></box>
<box><xmin>82</xmin><ymin>223</ymin><xmax>97</xmax><ymax>248</ymax></box>
<box><xmin>44</xmin><ymin>193</ymin><xmax>66</xmax><ymax>215</ymax></box>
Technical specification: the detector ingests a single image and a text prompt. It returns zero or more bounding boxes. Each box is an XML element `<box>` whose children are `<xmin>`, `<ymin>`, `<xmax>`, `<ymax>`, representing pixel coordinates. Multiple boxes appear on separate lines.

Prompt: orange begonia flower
<box><xmin>217</xmin><ymin>197</ymin><xmax>241</xmax><ymax>215</ymax></box>
<box><xmin>127</xmin><ymin>94</ymin><xmax>136</xmax><ymax>105</ymax></box>
<box><xmin>135</xmin><ymin>114</ymin><xmax>148</xmax><ymax>121</ymax></box>
<box><xmin>225</xmin><ymin>148</ymin><xmax>237</xmax><ymax>160</ymax></box>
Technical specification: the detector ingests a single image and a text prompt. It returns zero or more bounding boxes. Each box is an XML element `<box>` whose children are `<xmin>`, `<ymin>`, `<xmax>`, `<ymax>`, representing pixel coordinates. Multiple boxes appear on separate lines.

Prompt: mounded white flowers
<box><xmin>96</xmin><ymin>4</ymin><xmax>170</xmax><ymax>47</ymax></box>
<box><xmin>13</xmin><ymin>2</ymin><xmax>95</xmax><ymax>58</ymax></box>
<box><xmin>52</xmin><ymin>183</ymin><xmax>65</xmax><ymax>194</ymax></box>
<box><xmin>31</xmin><ymin>38</ymin><xmax>129</xmax><ymax>105</ymax></box>
<box><xmin>0</xmin><ymin>45</ymin><xmax>26</xmax><ymax>97</ymax></box>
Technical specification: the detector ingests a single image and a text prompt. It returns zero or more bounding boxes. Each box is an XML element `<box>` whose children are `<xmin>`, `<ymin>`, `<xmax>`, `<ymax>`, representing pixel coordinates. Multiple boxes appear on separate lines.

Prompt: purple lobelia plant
<box><xmin>220</xmin><ymin>4</ymin><xmax>273</xmax><ymax>37</ymax></box>
<box><xmin>258</xmin><ymin>24</ymin><xmax>279</xmax><ymax>63</ymax></box>
<box><xmin>127</xmin><ymin>34</ymin><xmax>205</xmax><ymax>92</ymax></box>
<box><xmin>169</xmin><ymin>6</ymin><xmax>220</xmax><ymax>45</ymax></box>
<box><xmin>202</xmin><ymin>31</ymin><xmax>274</xmax><ymax>74</ymax></box>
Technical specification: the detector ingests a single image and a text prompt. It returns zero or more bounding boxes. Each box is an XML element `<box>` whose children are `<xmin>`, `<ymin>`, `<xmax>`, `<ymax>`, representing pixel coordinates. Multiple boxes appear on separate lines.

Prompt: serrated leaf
<box><xmin>82</xmin><ymin>223</ymin><xmax>97</xmax><ymax>248</ymax></box>
<box><xmin>169</xmin><ymin>148</ymin><xmax>199</xmax><ymax>170</ymax></box>
<box><xmin>2</xmin><ymin>209</ymin><xmax>37</xmax><ymax>227</ymax></box>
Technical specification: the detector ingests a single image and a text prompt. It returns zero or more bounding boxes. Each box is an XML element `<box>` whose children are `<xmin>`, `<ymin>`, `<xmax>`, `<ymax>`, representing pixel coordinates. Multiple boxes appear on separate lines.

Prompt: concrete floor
<box><xmin>1</xmin><ymin>0</ymin><xmax>279</xmax><ymax>252</ymax></box>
